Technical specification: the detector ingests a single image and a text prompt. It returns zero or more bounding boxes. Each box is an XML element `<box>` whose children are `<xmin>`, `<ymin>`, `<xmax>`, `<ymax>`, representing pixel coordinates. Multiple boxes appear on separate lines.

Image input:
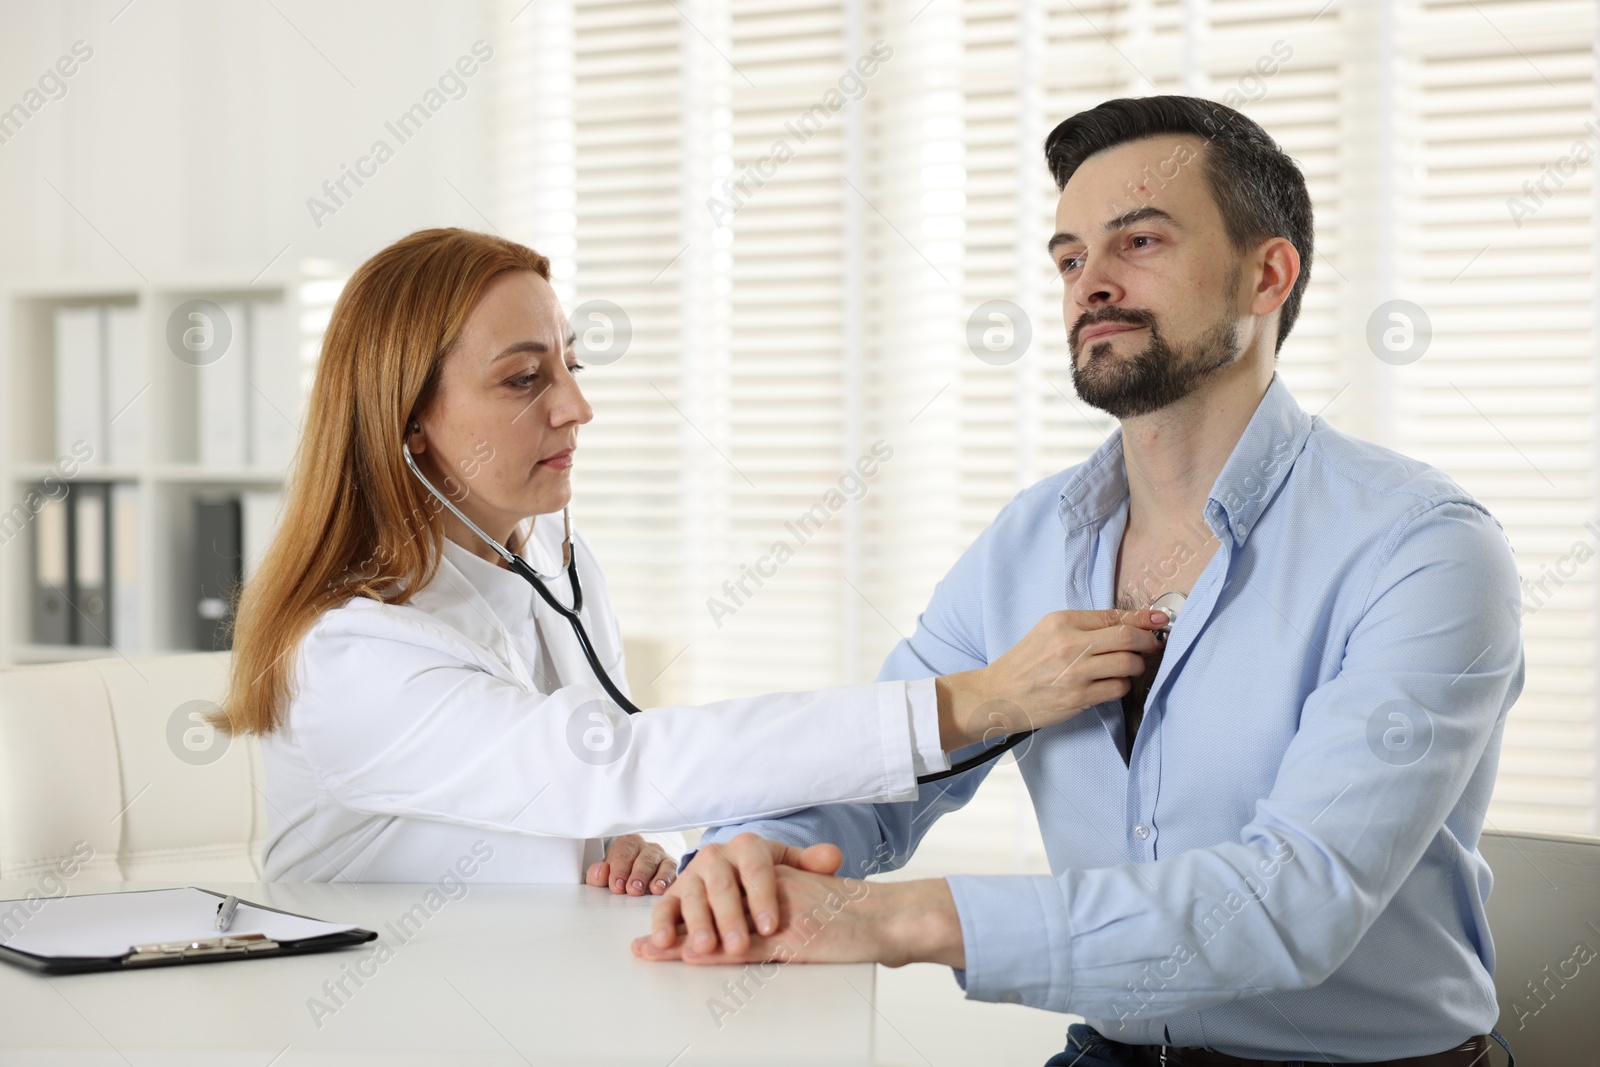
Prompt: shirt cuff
<box><xmin>945</xmin><ymin>873</ymin><xmax>1073</xmax><ymax>1012</ymax></box>
<box><xmin>906</xmin><ymin>676</ymin><xmax>950</xmax><ymax>777</ymax></box>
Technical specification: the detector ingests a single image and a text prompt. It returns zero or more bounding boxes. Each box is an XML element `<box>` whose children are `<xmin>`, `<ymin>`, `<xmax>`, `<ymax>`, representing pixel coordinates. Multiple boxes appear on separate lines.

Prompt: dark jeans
<box><xmin>1042</xmin><ymin>1024</ymin><xmax>1517</xmax><ymax>1067</ymax></box>
<box><xmin>1044</xmin><ymin>1024</ymin><xmax>1159</xmax><ymax>1067</ymax></box>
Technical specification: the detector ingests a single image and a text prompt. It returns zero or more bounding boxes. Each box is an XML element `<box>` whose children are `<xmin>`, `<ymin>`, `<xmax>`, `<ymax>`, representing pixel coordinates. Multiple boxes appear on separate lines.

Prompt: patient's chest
<box><xmin>1112</xmin><ymin>519</ymin><xmax>1221</xmax><ymax>756</ymax></box>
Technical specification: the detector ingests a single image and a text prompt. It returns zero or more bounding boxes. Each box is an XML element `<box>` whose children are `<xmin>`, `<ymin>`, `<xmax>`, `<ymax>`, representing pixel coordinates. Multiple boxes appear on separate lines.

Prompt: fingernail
<box><xmin>757</xmin><ymin>912</ymin><xmax>775</xmax><ymax>935</ymax></box>
<box><xmin>654</xmin><ymin>879</ymin><xmax>668</xmax><ymax>890</ymax></box>
<box><xmin>630</xmin><ymin>879</ymin><xmax>644</xmax><ymax>892</ymax></box>
<box><xmin>613</xmin><ymin>878</ymin><xmax>625</xmax><ymax>891</ymax></box>
<box><xmin>693</xmin><ymin>930</ymin><xmax>713</xmax><ymax>949</ymax></box>
<box><xmin>1151</xmin><ymin>611</ymin><xmax>1168</xmax><ymax>625</ymax></box>
<box><xmin>654</xmin><ymin>929</ymin><xmax>671</xmax><ymax>947</ymax></box>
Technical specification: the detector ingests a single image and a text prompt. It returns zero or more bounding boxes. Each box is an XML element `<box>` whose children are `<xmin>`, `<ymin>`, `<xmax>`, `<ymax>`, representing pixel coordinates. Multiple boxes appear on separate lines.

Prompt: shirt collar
<box><xmin>1057</xmin><ymin>371</ymin><xmax>1312</xmax><ymax>546</ymax></box>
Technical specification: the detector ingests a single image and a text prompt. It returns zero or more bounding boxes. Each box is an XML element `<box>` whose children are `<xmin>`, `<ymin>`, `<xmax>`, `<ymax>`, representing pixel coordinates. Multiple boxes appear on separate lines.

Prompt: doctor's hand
<box><xmin>935</xmin><ymin>607</ymin><xmax>1167</xmax><ymax>751</ymax></box>
<box><xmin>635</xmin><ymin>832</ymin><xmax>845</xmax><ymax>956</ymax></box>
<box><xmin>587</xmin><ymin>834</ymin><xmax>678</xmax><ymax>896</ymax></box>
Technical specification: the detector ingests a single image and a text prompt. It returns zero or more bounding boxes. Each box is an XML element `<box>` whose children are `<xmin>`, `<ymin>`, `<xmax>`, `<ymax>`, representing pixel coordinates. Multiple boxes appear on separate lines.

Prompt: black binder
<box><xmin>195</xmin><ymin>496</ymin><xmax>242</xmax><ymax>650</ymax></box>
<box><xmin>0</xmin><ymin>887</ymin><xmax>376</xmax><ymax>976</ymax></box>
<box><xmin>30</xmin><ymin>489</ymin><xmax>72</xmax><ymax>645</ymax></box>
<box><xmin>72</xmin><ymin>481</ymin><xmax>112</xmax><ymax>647</ymax></box>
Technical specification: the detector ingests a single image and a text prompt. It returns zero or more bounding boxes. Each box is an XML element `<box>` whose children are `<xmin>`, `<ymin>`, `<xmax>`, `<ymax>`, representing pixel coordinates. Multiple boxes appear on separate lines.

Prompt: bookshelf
<box><xmin>0</xmin><ymin>264</ymin><xmax>347</xmax><ymax>666</ymax></box>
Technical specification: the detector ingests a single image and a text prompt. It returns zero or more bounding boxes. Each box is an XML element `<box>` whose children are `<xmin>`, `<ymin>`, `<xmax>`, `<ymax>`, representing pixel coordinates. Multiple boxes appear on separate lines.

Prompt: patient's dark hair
<box><xmin>1044</xmin><ymin>95</ymin><xmax>1313</xmax><ymax>356</ymax></box>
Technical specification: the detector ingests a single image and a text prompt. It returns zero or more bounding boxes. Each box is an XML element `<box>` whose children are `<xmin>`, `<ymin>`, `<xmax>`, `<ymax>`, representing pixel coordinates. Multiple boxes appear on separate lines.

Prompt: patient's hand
<box><xmin>636</xmin><ymin>832</ymin><xmax>842</xmax><ymax>954</ymax></box>
<box><xmin>587</xmin><ymin>833</ymin><xmax>678</xmax><ymax>896</ymax></box>
<box><xmin>632</xmin><ymin>834</ymin><xmax>965</xmax><ymax>968</ymax></box>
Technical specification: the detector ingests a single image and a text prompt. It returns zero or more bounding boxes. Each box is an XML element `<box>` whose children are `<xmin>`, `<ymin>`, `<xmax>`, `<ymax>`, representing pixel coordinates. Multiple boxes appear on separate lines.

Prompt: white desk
<box><xmin>0</xmin><ymin>880</ymin><xmax>876</xmax><ymax>1066</ymax></box>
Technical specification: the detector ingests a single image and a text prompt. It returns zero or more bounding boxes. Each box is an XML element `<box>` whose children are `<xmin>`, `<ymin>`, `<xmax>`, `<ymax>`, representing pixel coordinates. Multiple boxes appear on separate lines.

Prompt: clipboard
<box><xmin>0</xmin><ymin>886</ymin><xmax>377</xmax><ymax>975</ymax></box>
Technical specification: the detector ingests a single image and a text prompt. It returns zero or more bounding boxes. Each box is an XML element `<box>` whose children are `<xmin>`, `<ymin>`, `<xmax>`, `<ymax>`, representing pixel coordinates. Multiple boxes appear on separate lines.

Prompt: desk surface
<box><xmin>0</xmin><ymin>880</ymin><xmax>876</xmax><ymax>1067</ymax></box>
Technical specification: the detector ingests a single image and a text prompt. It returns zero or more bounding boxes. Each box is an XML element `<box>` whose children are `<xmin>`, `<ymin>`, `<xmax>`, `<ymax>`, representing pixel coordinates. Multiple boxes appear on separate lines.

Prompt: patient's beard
<box><xmin>1070</xmin><ymin>293</ymin><xmax>1244</xmax><ymax>420</ymax></box>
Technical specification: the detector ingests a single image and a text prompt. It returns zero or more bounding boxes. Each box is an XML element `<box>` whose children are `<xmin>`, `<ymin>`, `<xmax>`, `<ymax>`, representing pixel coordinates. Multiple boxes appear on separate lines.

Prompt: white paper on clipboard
<box><xmin>0</xmin><ymin>887</ymin><xmax>358</xmax><ymax>959</ymax></box>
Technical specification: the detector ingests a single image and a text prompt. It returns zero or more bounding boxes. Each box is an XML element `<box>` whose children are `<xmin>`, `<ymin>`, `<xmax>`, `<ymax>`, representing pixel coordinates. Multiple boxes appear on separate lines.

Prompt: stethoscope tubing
<box><xmin>404</xmin><ymin>444</ymin><xmax>1016</xmax><ymax>784</ymax></box>
<box><xmin>508</xmin><ymin>551</ymin><xmax>646</xmax><ymax>717</ymax></box>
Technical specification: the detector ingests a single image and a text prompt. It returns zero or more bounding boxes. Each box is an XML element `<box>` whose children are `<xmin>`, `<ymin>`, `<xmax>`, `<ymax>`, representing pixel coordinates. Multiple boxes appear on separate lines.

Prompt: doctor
<box><xmin>216</xmin><ymin>227</ymin><xmax>1168</xmax><ymax>893</ymax></box>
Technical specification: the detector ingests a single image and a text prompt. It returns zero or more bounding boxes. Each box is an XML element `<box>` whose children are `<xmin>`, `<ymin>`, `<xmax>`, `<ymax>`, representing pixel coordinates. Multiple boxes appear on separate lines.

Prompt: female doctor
<box><xmin>217</xmin><ymin>228</ymin><xmax>1165</xmax><ymax>901</ymax></box>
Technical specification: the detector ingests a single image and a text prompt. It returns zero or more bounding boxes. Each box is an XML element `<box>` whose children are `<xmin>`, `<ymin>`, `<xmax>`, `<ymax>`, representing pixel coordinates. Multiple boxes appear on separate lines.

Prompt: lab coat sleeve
<box><xmin>581</xmin><ymin>532</ymin><xmax>686</xmax><ymax>859</ymax></box>
<box><xmin>699</xmin><ymin>500</ymin><xmax>1015</xmax><ymax>876</ymax></box>
<box><xmin>287</xmin><ymin>601</ymin><xmax>931</xmax><ymax>839</ymax></box>
<box><xmin>946</xmin><ymin>500</ymin><xmax>1525</xmax><ymax>1016</ymax></box>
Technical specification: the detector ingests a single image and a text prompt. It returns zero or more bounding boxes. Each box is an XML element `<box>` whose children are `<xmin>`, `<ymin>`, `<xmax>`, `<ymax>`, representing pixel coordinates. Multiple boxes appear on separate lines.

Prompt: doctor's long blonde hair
<box><xmin>216</xmin><ymin>228</ymin><xmax>552</xmax><ymax>735</ymax></box>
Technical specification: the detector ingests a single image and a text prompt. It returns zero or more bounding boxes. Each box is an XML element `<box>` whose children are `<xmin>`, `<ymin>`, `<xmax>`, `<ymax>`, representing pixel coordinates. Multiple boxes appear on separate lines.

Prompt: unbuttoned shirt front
<box><xmin>701</xmin><ymin>371</ymin><xmax>1527</xmax><ymax>1061</ymax></box>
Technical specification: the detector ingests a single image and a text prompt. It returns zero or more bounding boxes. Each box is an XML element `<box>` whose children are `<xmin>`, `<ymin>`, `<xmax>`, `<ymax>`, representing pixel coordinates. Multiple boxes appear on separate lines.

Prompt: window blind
<box><xmin>493</xmin><ymin>0</ymin><xmax>1598</xmax><ymax>835</ymax></box>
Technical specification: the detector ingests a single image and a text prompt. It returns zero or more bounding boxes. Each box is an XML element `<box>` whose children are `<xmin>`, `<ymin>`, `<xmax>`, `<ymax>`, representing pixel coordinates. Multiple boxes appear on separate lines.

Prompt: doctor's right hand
<box><xmin>935</xmin><ymin>608</ymin><xmax>1167</xmax><ymax>751</ymax></box>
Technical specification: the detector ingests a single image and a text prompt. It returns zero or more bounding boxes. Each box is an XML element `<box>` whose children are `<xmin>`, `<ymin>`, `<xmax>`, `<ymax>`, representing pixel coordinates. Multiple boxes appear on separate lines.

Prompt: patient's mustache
<box><xmin>1073</xmin><ymin>309</ymin><xmax>1157</xmax><ymax>349</ymax></box>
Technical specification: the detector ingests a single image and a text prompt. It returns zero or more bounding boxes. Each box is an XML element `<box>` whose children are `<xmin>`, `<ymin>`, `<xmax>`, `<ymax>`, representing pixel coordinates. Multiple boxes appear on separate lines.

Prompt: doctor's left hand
<box><xmin>587</xmin><ymin>834</ymin><xmax>678</xmax><ymax>896</ymax></box>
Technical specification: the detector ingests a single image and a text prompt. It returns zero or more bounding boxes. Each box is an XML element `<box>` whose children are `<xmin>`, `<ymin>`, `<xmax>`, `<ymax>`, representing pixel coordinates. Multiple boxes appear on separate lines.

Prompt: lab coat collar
<box><xmin>1056</xmin><ymin>371</ymin><xmax>1312</xmax><ymax>547</ymax></box>
<box><xmin>438</xmin><ymin>513</ymin><xmax>570</xmax><ymax>632</ymax></box>
<box><xmin>399</xmin><ymin>513</ymin><xmax>572</xmax><ymax>693</ymax></box>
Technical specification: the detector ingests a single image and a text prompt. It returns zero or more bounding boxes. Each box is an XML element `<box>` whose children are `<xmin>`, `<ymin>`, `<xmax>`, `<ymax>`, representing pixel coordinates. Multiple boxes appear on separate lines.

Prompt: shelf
<box><xmin>8</xmin><ymin>463</ymin><xmax>143</xmax><ymax>482</ymax></box>
<box><xmin>5</xmin><ymin>275</ymin><xmax>290</xmax><ymax>298</ymax></box>
<box><xmin>0</xmin><ymin>266</ymin><xmax>345</xmax><ymax>666</ymax></box>
<box><xmin>12</xmin><ymin>644</ymin><xmax>217</xmax><ymax>665</ymax></box>
<box><xmin>13</xmin><ymin>644</ymin><xmax>134</xmax><ymax>664</ymax></box>
<box><xmin>6</xmin><ymin>464</ymin><xmax>287</xmax><ymax>484</ymax></box>
<box><xmin>152</xmin><ymin>465</ymin><xmax>289</xmax><ymax>484</ymax></box>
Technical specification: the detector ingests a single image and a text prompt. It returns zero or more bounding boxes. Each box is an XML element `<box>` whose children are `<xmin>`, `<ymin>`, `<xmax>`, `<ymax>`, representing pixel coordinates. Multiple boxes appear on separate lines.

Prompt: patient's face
<box><xmin>409</xmin><ymin>270</ymin><xmax>591</xmax><ymax>544</ymax></box>
<box><xmin>1050</xmin><ymin>134</ymin><xmax>1250</xmax><ymax>419</ymax></box>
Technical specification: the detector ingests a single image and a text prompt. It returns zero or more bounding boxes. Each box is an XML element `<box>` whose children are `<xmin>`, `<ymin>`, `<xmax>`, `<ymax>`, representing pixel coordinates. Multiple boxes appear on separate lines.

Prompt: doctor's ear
<box><xmin>406</xmin><ymin>419</ymin><xmax>425</xmax><ymax>453</ymax></box>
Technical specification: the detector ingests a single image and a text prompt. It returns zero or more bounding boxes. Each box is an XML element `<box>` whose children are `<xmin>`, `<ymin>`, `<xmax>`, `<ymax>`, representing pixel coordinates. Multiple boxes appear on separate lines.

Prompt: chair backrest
<box><xmin>1480</xmin><ymin>828</ymin><xmax>1600</xmax><ymax>1065</ymax></box>
<box><xmin>0</xmin><ymin>652</ymin><xmax>263</xmax><ymax>885</ymax></box>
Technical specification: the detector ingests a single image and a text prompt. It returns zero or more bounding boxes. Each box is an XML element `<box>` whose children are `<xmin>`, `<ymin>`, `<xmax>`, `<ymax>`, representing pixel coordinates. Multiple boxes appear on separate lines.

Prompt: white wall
<box><xmin>0</xmin><ymin>0</ymin><xmax>508</xmax><ymax>284</ymax></box>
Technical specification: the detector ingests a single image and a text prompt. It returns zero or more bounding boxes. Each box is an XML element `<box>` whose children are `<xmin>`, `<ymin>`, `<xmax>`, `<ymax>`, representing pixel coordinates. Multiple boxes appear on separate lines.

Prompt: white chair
<box><xmin>0</xmin><ymin>652</ymin><xmax>264</xmax><ymax>884</ymax></box>
<box><xmin>1480</xmin><ymin>827</ymin><xmax>1600</xmax><ymax>1065</ymax></box>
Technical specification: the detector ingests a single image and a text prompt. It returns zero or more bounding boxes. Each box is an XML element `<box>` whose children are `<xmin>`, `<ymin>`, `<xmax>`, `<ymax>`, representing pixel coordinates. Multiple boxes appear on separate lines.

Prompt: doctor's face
<box><xmin>407</xmin><ymin>270</ymin><xmax>592</xmax><ymax>544</ymax></box>
<box><xmin>1050</xmin><ymin>134</ymin><xmax>1253</xmax><ymax>420</ymax></box>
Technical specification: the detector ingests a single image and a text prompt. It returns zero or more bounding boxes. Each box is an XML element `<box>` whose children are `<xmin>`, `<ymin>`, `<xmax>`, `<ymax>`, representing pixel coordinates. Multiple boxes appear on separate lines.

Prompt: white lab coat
<box><xmin>260</xmin><ymin>512</ymin><xmax>945</xmax><ymax>883</ymax></box>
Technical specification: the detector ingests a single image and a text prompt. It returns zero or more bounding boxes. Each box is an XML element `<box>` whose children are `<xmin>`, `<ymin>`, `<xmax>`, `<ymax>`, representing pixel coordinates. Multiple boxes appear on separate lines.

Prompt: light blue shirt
<box><xmin>702</xmin><ymin>372</ymin><xmax>1525</xmax><ymax>1060</ymax></box>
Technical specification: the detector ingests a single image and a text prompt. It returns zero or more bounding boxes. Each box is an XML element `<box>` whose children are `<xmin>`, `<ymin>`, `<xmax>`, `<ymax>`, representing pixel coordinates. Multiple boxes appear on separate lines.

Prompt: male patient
<box><xmin>635</xmin><ymin>95</ymin><xmax>1525</xmax><ymax>1066</ymax></box>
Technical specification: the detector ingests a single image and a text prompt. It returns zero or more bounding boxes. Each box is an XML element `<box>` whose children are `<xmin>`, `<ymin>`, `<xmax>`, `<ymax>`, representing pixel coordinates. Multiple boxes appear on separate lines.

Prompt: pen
<box><xmin>215</xmin><ymin>895</ymin><xmax>240</xmax><ymax>931</ymax></box>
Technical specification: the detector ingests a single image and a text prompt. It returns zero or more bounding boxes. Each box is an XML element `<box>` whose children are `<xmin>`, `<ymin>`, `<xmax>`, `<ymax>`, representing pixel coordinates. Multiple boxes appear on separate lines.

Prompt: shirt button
<box><xmin>1133</xmin><ymin>824</ymin><xmax>1150</xmax><ymax>840</ymax></box>
<box><xmin>1000</xmin><ymin>991</ymin><xmax>1022</xmax><ymax>1004</ymax></box>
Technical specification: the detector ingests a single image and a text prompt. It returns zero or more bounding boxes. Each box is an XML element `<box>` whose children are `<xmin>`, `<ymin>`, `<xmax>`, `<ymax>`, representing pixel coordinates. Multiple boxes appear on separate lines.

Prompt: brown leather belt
<box><xmin>1132</xmin><ymin>1034</ymin><xmax>1494</xmax><ymax>1067</ymax></box>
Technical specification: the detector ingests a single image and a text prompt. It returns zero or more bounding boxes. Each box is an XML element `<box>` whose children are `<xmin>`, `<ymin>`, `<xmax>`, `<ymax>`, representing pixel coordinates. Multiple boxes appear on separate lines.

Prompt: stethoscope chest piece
<box><xmin>1149</xmin><ymin>590</ymin><xmax>1187</xmax><ymax>643</ymax></box>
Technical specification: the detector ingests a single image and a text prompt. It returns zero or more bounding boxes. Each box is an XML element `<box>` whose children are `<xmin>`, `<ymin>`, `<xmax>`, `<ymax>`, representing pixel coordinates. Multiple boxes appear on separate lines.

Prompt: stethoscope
<box><xmin>402</xmin><ymin>443</ymin><xmax>645</xmax><ymax>717</ymax></box>
<box><xmin>402</xmin><ymin>437</ymin><xmax>1187</xmax><ymax>786</ymax></box>
<box><xmin>914</xmin><ymin>588</ymin><xmax>1186</xmax><ymax>783</ymax></box>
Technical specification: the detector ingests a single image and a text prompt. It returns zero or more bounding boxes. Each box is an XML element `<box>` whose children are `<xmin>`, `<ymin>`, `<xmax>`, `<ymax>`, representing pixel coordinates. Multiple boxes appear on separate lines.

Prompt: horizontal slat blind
<box><xmin>1394</xmin><ymin>0</ymin><xmax>1596</xmax><ymax>832</ymax></box>
<box><xmin>497</xmin><ymin>0</ymin><xmax>1597</xmax><ymax>835</ymax></box>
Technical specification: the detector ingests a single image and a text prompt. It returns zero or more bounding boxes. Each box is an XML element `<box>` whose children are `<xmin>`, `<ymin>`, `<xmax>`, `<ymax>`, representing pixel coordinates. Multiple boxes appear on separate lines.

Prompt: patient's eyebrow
<box><xmin>1048</xmin><ymin>206</ymin><xmax>1183</xmax><ymax>254</ymax></box>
